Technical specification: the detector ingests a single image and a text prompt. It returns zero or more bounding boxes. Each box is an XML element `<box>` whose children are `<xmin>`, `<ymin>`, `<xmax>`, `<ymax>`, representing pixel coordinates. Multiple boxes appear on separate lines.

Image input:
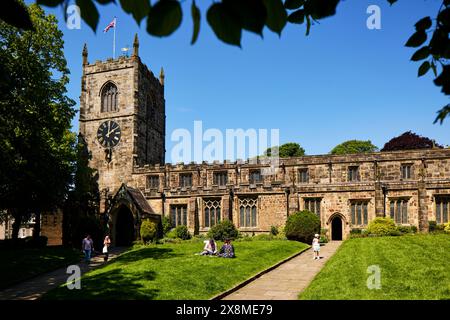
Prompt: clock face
<box><xmin>97</xmin><ymin>120</ymin><xmax>121</xmax><ymax>148</ymax></box>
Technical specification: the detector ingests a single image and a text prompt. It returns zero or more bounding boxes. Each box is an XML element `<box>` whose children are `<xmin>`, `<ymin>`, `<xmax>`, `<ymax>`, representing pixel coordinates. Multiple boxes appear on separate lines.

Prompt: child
<box><xmin>312</xmin><ymin>234</ymin><xmax>320</xmax><ymax>260</ymax></box>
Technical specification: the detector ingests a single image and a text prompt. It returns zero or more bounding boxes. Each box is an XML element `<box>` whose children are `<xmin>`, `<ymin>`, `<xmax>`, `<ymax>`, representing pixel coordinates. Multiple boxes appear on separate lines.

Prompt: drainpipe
<box><xmin>382</xmin><ymin>185</ymin><xmax>387</xmax><ymax>217</ymax></box>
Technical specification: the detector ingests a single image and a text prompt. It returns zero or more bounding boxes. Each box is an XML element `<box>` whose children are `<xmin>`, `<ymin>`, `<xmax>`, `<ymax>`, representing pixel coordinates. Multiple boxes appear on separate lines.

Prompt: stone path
<box><xmin>222</xmin><ymin>241</ymin><xmax>342</xmax><ymax>300</ymax></box>
<box><xmin>0</xmin><ymin>247</ymin><xmax>128</xmax><ymax>300</ymax></box>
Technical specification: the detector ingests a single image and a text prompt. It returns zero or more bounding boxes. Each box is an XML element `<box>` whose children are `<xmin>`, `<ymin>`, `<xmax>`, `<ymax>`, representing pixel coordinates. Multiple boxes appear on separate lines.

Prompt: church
<box><xmin>66</xmin><ymin>35</ymin><xmax>450</xmax><ymax>246</ymax></box>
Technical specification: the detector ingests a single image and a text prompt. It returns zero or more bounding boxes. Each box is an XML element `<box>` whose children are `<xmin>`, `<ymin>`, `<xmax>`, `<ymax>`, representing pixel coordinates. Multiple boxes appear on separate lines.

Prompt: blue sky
<box><xmin>35</xmin><ymin>0</ymin><xmax>449</xmax><ymax>161</ymax></box>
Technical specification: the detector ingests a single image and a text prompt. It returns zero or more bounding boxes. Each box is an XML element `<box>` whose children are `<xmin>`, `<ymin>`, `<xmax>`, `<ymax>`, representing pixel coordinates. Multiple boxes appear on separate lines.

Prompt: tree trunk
<box><xmin>11</xmin><ymin>211</ymin><xmax>22</xmax><ymax>240</ymax></box>
<box><xmin>33</xmin><ymin>210</ymin><xmax>41</xmax><ymax>238</ymax></box>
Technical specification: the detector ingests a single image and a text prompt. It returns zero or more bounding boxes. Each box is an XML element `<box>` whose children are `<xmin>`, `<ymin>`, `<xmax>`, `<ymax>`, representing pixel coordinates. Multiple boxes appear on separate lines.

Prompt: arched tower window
<box><xmin>101</xmin><ymin>82</ymin><xmax>118</xmax><ymax>112</ymax></box>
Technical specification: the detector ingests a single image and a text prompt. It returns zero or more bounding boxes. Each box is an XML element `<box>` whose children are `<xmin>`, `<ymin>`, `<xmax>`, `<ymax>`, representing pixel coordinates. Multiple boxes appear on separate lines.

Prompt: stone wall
<box><xmin>130</xmin><ymin>149</ymin><xmax>450</xmax><ymax>239</ymax></box>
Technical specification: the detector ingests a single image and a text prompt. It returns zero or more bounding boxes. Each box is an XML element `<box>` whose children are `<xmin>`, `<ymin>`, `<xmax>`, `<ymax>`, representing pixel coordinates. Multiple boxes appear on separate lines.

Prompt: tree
<box><xmin>2</xmin><ymin>1</ymin><xmax>444</xmax><ymax>123</ymax></box>
<box><xmin>330</xmin><ymin>140</ymin><xmax>378</xmax><ymax>155</ymax></box>
<box><xmin>381</xmin><ymin>131</ymin><xmax>443</xmax><ymax>152</ymax></box>
<box><xmin>63</xmin><ymin>134</ymin><xmax>101</xmax><ymax>248</ymax></box>
<box><xmin>264</xmin><ymin>142</ymin><xmax>305</xmax><ymax>158</ymax></box>
<box><xmin>0</xmin><ymin>3</ymin><xmax>76</xmax><ymax>240</ymax></box>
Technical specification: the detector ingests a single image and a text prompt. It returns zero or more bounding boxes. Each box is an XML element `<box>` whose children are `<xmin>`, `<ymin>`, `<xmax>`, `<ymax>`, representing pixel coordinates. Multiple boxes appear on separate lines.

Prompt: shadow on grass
<box><xmin>116</xmin><ymin>247</ymin><xmax>181</xmax><ymax>262</ymax></box>
<box><xmin>44</xmin><ymin>268</ymin><xmax>159</xmax><ymax>300</ymax></box>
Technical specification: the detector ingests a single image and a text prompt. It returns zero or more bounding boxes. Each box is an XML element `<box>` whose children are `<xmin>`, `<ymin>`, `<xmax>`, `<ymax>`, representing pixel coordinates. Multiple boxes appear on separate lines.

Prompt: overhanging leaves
<box><xmin>415</xmin><ymin>16</ymin><xmax>432</xmax><ymax>31</ymax></box>
<box><xmin>76</xmin><ymin>0</ymin><xmax>99</xmax><ymax>32</ymax></box>
<box><xmin>418</xmin><ymin>61</ymin><xmax>430</xmax><ymax>77</ymax></box>
<box><xmin>405</xmin><ymin>30</ymin><xmax>427</xmax><ymax>48</ymax></box>
<box><xmin>191</xmin><ymin>0</ymin><xmax>201</xmax><ymax>44</ymax></box>
<box><xmin>36</xmin><ymin>0</ymin><xmax>64</xmax><ymax>7</ymax></box>
<box><xmin>147</xmin><ymin>0</ymin><xmax>182</xmax><ymax>37</ymax></box>
<box><xmin>411</xmin><ymin>46</ymin><xmax>430</xmax><ymax>61</ymax></box>
<box><xmin>224</xmin><ymin>0</ymin><xmax>267</xmax><ymax>36</ymax></box>
<box><xmin>2</xmin><ymin>0</ymin><xmax>34</xmax><ymax>31</ymax></box>
<box><xmin>284</xmin><ymin>0</ymin><xmax>305</xmax><ymax>10</ymax></box>
<box><xmin>263</xmin><ymin>0</ymin><xmax>287</xmax><ymax>36</ymax></box>
<box><xmin>207</xmin><ymin>3</ymin><xmax>242</xmax><ymax>47</ymax></box>
<box><xmin>288</xmin><ymin>9</ymin><xmax>305</xmax><ymax>24</ymax></box>
<box><xmin>119</xmin><ymin>0</ymin><xmax>150</xmax><ymax>25</ymax></box>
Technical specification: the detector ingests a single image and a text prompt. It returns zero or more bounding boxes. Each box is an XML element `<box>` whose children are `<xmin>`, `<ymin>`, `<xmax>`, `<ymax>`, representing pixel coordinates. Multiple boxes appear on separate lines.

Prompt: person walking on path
<box><xmin>103</xmin><ymin>235</ymin><xmax>111</xmax><ymax>262</ymax></box>
<box><xmin>312</xmin><ymin>234</ymin><xmax>321</xmax><ymax>260</ymax></box>
<box><xmin>82</xmin><ymin>235</ymin><xmax>94</xmax><ymax>263</ymax></box>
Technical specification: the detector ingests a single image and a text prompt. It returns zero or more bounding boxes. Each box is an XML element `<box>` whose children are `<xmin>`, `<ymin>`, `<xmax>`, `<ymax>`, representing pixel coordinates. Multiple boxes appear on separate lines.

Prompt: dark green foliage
<box><xmin>381</xmin><ymin>131</ymin><xmax>442</xmax><ymax>152</ymax></box>
<box><xmin>175</xmin><ymin>225</ymin><xmax>191</xmax><ymax>240</ymax></box>
<box><xmin>161</xmin><ymin>216</ymin><xmax>172</xmax><ymax>236</ymax></box>
<box><xmin>207</xmin><ymin>220</ymin><xmax>239</xmax><ymax>240</ymax></box>
<box><xmin>330</xmin><ymin>140</ymin><xmax>378</xmax><ymax>155</ymax></box>
<box><xmin>429</xmin><ymin>220</ymin><xmax>437</xmax><ymax>232</ymax></box>
<box><xmin>63</xmin><ymin>134</ymin><xmax>101</xmax><ymax>248</ymax></box>
<box><xmin>264</xmin><ymin>142</ymin><xmax>306</xmax><ymax>158</ymax></box>
<box><xmin>190</xmin><ymin>0</ymin><xmax>200</xmax><ymax>44</ymax></box>
<box><xmin>396</xmin><ymin>225</ymin><xmax>418</xmax><ymax>234</ymax></box>
<box><xmin>270</xmin><ymin>225</ymin><xmax>279</xmax><ymax>236</ymax></box>
<box><xmin>0</xmin><ymin>3</ymin><xmax>76</xmax><ymax>240</ymax></box>
<box><xmin>284</xmin><ymin>210</ymin><xmax>320</xmax><ymax>244</ymax></box>
<box><xmin>429</xmin><ymin>221</ymin><xmax>446</xmax><ymax>233</ymax></box>
<box><xmin>404</xmin><ymin>2</ymin><xmax>450</xmax><ymax>123</ymax></box>
<box><xmin>140</xmin><ymin>220</ymin><xmax>157</xmax><ymax>243</ymax></box>
<box><xmin>147</xmin><ymin>0</ymin><xmax>182</xmax><ymax>37</ymax></box>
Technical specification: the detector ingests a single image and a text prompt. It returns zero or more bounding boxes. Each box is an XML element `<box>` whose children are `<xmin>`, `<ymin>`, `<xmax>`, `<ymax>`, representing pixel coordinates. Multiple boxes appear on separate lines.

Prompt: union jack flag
<box><xmin>103</xmin><ymin>17</ymin><xmax>116</xmax><ymax>33</ymax></box>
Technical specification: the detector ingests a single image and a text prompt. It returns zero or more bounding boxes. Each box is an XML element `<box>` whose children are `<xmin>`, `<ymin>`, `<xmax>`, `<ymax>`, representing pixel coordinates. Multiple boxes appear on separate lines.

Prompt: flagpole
<box><xmin>113</xmin><ymin>17</ymin><xmax>116</xmax><ymax>59</ymax></box>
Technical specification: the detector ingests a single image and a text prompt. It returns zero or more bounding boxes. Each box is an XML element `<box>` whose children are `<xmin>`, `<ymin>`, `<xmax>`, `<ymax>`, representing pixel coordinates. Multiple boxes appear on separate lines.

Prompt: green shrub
<box><xmin>397</xmin><ymin>225</ymin><xmax>418</xmax><ymax>234</ymax></box>
<box><xmin>284</xmin><ymin>210</ymin><xmax>320</xmax><ymax>244</ymax></box>
<box><xmin>350</xmin><ymin>228</ymin><xmax>362</xmax><ymax>235</ymax></box>
<box><xmin>175</xmin><ymin>225</ymin><xmax>191</xmax><ymax>240</ymax></box>
<box><xmin>429</xmin><ymin>221</ymin><xmax>437</xmax><ymax>232</ymax></box>
<box><xmin>445</xmin><ymin>222</ymin><xmax>450</xmax><ymax>233</ymax></box>
<box><xmin>207</xmin><ymin>220</ymin><xmax>239</xmax><ymax>241</ymax></box>
<box><xmin>366</xmin><ymin>218</ymin><xmax>397</xmax><ymax>236</ymax></box>
<box><xmin>166</xmin><ymin>229</ymin><xmax>177</xmax><ymax>239</ymax></box>
<box><xmin>161</xmin><ymin>216</ymin><xmax>172</xmax><ymax>236</ymax></box>
<box><xmin>270</xmin><ymin>226</ymin><xmax>279</xmax><ymax>236</ymax></box>
<box><xmin>140</xmin><ymin>220</ymin><xmax>157</xmax><ymax>243</ymax></box>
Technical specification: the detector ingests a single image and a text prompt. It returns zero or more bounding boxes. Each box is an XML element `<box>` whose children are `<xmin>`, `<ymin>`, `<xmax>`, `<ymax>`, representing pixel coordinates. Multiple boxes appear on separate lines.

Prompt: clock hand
<box><xmin>108</xmin><ymin>127</ymin><xmax>120</xmax><ymax>137</ymax></box>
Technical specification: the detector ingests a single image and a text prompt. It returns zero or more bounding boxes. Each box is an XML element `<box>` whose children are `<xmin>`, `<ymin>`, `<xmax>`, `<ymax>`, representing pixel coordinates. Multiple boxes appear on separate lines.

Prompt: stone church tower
<box><xmin>79</xmin><ymin>35</ymin><xmax>165</xmax><ymax>212</ymax></box>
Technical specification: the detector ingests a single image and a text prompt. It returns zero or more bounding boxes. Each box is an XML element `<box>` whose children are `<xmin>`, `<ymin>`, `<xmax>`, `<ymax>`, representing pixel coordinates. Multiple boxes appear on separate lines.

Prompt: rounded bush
<box><xmin>445</xmin><ymin>222</ymin><xmax>450</xmax><ymax>233</ymax></box>
<box><xmin>140</xmin><ymin>219</ymin><xmax>157</xmax><ymax>243</ymax></box>
<box><xmin>175</xmin><ymin>225</ymin><xmax>191</xmax><ymax>240</ymax></box>
<box><xmin>207</xmin><ymin>220</ymin><xmax>239</xmax><ymax>241</ymax></box>
<box><xmin>284</xmin><ymin>210</ymin><xmax>320</xmax><ymax>244</ymax></box>
<box><xmin>366</xmin><ymin>217</ymin><xmax>397</xmax><ymax>236</ymax></box>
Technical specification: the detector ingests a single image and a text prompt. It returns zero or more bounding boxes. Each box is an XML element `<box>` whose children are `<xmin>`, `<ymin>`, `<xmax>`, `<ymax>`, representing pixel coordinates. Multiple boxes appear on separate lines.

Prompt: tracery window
<box><xmin>204</xmin><ymin>199</ymin><xmax>221</xmax><ymax>228</ymax></box>
<box><xmin>239</xmin><ymin>198</ymin><xmax>258</xmax><ymax>227</ymax></box>
<box><xmin>101</xmin><ymin>82</ymin><xmax>118</xmax><ymax>112</ymax></box>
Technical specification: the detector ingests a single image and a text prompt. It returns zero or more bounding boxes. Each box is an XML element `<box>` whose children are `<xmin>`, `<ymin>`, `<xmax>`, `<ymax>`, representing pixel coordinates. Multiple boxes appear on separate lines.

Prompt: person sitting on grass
<box><xmin>200</xmin><ymin>238</ymin><xmax>218</xmax><ymax>256</ymax></box>
<box><xmin>217</xmin><ymin>238</ymin><xmax>235</xmax><ymax>258</ymax></box>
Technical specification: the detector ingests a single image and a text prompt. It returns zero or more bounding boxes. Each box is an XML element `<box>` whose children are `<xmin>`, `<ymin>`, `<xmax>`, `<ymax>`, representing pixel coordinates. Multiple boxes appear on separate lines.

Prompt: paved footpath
<box><xmin>0</xmin><ymin>247</ymin><xmax>127</xmax><ymax>300</ymax></box>
<box><xmin>222</xmin><ymin>241</ymin><xmax>342</xmax><ymax>300</ymax></box>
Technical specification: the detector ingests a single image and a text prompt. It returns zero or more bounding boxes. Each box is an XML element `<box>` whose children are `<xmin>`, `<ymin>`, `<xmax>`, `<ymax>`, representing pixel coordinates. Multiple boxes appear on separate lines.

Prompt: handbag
<box><xmin>102</xmin><ymin>245</ymin><xmax>108</xmax><ymax>254</ymax></box>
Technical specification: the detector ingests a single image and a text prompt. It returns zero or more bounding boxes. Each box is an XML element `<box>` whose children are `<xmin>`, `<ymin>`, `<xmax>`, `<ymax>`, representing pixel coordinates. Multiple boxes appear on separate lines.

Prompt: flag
<box><xmin>103</xmin><ymin>17</ymin><xmax>116</xmax><ymax>33</ymax></box>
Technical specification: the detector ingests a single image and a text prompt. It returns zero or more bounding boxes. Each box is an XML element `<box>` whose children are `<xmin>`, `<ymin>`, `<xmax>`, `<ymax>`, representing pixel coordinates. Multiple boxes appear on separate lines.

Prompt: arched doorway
<box><xmin>114</xmin><ymin>205</ymin><xmax>135</xmax><ymax>246</ymax></box>
<box><xmin>331</xmin><ymin>216</ymin><xmax>343</xmax><ymax>241</ymax></box>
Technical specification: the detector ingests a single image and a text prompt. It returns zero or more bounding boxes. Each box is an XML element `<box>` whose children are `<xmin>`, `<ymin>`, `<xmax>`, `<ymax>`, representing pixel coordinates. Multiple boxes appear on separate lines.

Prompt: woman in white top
<box><xmin>312</xmin><ymin>234</ymin><xmax>321</xmax><ymax>260</ymax></box>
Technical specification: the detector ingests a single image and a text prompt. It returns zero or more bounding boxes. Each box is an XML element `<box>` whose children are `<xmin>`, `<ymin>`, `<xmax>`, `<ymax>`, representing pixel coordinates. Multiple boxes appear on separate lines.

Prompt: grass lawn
<box><xmin>0</xmin><ymin>246</ymin><xmax>81</xmax><ymax>290</ymax></box>
<box><xmin>300</xmin><ymin>234</ymin><xmax>450</xmax><ymax>300</ymax></box>
<box><xmin>44</xmin><ymin>240</ymin><xmax>307</xmax><ymax>300</ymax></box>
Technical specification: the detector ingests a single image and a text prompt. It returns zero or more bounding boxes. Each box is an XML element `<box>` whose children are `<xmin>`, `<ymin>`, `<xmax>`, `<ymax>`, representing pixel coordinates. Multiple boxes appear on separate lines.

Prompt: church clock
<box><xmin>97</xmin><ymin>120</ymin><xmax>121</xmax><ymax>148</ymax></box>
